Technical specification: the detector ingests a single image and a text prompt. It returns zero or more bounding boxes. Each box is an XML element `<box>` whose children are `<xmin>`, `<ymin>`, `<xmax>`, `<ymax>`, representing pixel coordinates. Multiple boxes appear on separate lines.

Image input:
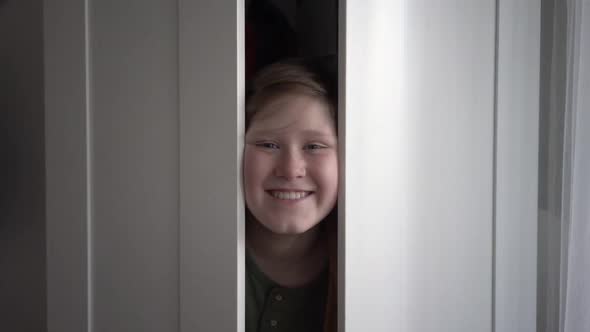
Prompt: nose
<box><xmin>274</xmin><ymin>149</ymin><xmax>306</xmax><ymax>179</ymax></box>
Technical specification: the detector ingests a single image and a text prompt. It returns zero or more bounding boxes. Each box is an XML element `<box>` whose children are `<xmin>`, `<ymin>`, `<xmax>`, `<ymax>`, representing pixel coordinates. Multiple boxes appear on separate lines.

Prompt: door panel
<box><xmin>495</xmin><ymin>1</ymin><xmax>539</xmax><ymax>331</ymax></box>
<box><xmin>342</xmin><ymin>1</ymin><xmax>495</xmax><ymax>331</ymax></box>
<box><xmin>91</xmin><ymin>0</ymin><xmax>180</xmax><ymax>331</ymax></box>
<box><xmin>178</xmin><ymin>0</ymin><xmax>245</xmax><ymax>331</ymax></box>
<box><xmin>45</xmin><ymin>0</ymin><xmax>90</xmax><ymax>330</ymax></box>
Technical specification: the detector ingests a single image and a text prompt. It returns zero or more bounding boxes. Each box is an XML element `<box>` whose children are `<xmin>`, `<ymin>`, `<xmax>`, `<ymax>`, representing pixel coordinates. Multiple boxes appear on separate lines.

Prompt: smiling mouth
<box><xmin>266</xmin><ymin>190</ymin><xmax>313</xmax><ymax>200</ymax></box>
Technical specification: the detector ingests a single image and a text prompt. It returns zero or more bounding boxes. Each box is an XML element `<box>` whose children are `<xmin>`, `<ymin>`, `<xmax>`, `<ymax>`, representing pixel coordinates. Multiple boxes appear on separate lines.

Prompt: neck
<box><xmin>246</xmin><ymin>218</ymin><xmax>325</xmax><ymax>264</ymax></box>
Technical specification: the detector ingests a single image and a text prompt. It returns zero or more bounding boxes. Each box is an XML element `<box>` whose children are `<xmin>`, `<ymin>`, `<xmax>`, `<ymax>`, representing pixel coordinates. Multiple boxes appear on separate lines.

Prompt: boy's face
<box><xmin>244</xmin><ymin>93</ymin><xmax>338</xmax><ymax>235</ymax></box>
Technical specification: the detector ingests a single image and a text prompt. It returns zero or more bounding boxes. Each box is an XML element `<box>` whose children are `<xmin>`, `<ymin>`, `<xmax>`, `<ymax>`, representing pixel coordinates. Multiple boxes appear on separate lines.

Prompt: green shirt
<box><xmin>245</xmin><ymin>250</ymin><xmax>329</xmax><ymax>332</ymax></box>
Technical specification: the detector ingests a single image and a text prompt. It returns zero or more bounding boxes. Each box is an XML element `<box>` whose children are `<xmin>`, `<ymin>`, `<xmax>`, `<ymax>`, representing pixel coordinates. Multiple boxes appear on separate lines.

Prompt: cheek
<box><xmin>243</xmin><ymin>149</ymin><xmax>258</xmax><ymax>190</ymax></box>
<box><xmin>314</xmin><ymin>155</ymin><xmax>339</xmax><ymax>198</ymax></box>
<box><xmin>243</xmin><ymin>148</ymin><xmax>270</xmax><ymax>193</ymax></box>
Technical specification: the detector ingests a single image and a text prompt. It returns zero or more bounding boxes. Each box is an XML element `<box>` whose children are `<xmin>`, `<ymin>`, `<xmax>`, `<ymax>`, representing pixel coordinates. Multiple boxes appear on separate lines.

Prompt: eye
<box><xmin>304</xmin><ymin>143</ymin><xmax>327</xmax><ymax>150</ymax></box>
<box><xmin>256</xmin><ymin>142</ymin><xmax>280</xmax><ymax>149</ymax></box>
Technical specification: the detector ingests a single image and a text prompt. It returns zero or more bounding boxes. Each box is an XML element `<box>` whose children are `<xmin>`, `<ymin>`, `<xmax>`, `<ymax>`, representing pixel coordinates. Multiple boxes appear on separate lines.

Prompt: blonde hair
<box><xmin>245</xmin><ymin>58</ymin><xmax>338</xmax><ymax>130</ymax></box>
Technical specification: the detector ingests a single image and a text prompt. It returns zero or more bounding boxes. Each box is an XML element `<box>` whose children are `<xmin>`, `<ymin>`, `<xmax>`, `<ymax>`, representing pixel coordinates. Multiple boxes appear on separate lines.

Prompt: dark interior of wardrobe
<box><xmin>245</xmin><ymin>0</ymin><xmax>339</xmax><ymax>80</ymax></box>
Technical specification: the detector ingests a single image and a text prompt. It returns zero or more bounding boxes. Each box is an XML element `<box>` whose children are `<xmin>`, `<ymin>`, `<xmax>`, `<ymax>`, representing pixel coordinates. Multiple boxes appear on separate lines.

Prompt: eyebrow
<box><xmin>249</xmin><ymin>128</ymin><xmax>336</xmax><ymax>137</ymax></box>
<box><xmin>300</xmin><ymin>129</ymin><xmax>337</xmax><ymax>137</ymax></box>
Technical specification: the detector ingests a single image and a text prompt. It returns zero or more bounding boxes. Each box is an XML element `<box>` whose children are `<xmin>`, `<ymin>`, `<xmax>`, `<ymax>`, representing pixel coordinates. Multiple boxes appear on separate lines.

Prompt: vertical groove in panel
<box><xmin>45</xmin><ymin>0</ymin><xmax>90</xmax><ymax>330</ymax></box>
<box><xmin>495</xmin><ymin>1</ymin><xmax>540</xmax><ymax>331</ymax></box>
<box><xmin>492</xmin><ymin>1</ymin><xmax>500</xmax><ymax>332</ymax></box>
<box><xmin>176</xmin><ymin>0</ymin><xmax>182</xmax><ymax>330</ymax></box>
<box><xmin>84</xmin><ymin>0</ymin><xmax>94</xmax><ymax>331</ymax></box>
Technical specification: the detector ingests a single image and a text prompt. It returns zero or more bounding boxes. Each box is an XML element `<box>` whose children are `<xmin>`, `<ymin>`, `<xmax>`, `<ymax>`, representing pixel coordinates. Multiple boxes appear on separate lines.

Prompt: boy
<box><xmin>243</xmin><ymin>57</ymin><xmax>338</xmax><ymax>332</ymax></box>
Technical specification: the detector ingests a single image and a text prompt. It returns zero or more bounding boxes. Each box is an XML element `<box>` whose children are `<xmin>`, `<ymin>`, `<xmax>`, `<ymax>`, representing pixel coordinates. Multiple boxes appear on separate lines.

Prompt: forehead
<box><xmin>248</xmin><ymin>94</ymin><xmax>336</xmax><ymax>135</ymax></box>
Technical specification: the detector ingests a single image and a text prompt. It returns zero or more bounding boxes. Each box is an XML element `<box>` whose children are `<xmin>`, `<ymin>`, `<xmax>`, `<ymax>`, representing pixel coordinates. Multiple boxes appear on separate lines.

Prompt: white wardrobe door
<box><xmin>341</xmin><ymin>1</ymin><xmax>495</xmax><ymax>331</ymax></box>
<box><xmin>90</xmin><ymin>0</ymin><xmax>180</xmax><ymax>331</ymax></box>
<box><xmin>47</xmin><ymin>0</ymin><xmax>244</xmax><ymax>330</ymax></box>
<box><xmin>495</xmin><ymin>1</ymin><xmax>540</xmax><ymax>332</ymax></box>
<box><xmin>47</xmin><ymin>0</ymin><xmax>182</xmax><ymax>331</ymax></box>
<box><xmin>179</xmin><ymin>0</ymin><xmax>245</xmax><ymax>332</ymax></box>
<box><xmin>45</xmin><ymin>0</ymin><xmax>91</xmax><ymax>330</ymax></box>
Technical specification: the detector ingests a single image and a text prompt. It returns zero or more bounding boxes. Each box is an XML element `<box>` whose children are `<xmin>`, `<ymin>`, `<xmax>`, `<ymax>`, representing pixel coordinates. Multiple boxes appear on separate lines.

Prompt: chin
<box><xmin>264</xmin><ymin>219</ymin><xmax>320</xmax><ymax>235</ymax></box>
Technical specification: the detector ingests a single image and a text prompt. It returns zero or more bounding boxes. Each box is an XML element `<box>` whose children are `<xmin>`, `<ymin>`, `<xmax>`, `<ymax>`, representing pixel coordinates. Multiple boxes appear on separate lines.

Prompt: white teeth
<box><xmin>271</xmin><ymin>191</ymin><xmax>310</xmax><ymax>200</ymax></box>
